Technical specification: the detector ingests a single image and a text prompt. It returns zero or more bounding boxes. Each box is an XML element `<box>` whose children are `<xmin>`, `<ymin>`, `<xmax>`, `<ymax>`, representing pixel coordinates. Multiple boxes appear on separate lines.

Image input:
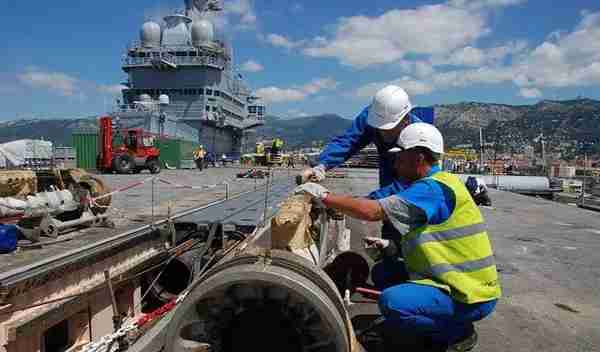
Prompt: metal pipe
<box><xmin>318</xmin><ymin>209</ymin><xmax>329</xmax><ymax>267</ymax></box>
<box><xmin>164</xmin><ymin>249</ymin><xmax>353</xmax><ymax>352</ymax></box>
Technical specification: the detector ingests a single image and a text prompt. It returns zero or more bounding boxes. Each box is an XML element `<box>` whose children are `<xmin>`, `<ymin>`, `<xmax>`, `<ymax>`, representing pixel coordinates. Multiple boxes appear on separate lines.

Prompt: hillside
<box><xmin>435</xmin><ymin>98</ymin><xmax>600</xmax><ymax>156</ymax></box>
<box><xmin>1</xmin><ymin>98</ymin><xmax>599</xmax><ymax>157</ymax></box>
<box><xmin>256</xmin><ymin>114</ymin><xmax>352</xmax><ymax>148</ymax></box>
<box><xmin>0</xmin><ymin>118</ymin><xmax>96</xmax><ymax>146</ymax></box>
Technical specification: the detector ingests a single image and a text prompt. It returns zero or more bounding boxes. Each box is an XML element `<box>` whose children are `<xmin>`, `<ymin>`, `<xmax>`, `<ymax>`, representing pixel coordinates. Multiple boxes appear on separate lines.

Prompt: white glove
<box><xmin>363</xmin><ymin>236</ymin><xmax>398</xmax><ymax>260</ymax></box>
<box><xmin>294</xmin><ymin>182</ymin><xmax>330</xmax><ymax>207</ymax></box>
<box><xmin>300</xmin><ymin>164</ymin><xmax>327</xmax><ymax>183</ymax></box>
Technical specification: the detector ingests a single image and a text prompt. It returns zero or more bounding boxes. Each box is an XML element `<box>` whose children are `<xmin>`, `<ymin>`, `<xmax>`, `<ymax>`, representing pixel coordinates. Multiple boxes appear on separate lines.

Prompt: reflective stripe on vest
<box><xmin>403</xmin><ymin>171</ymin><xmax>501</xmax><ymax>304</ymax></box>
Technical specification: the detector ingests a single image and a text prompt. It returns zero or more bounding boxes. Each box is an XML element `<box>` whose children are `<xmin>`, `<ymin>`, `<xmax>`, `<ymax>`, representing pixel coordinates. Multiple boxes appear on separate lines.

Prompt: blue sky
<box><xmin>1</xmin><ymin>0</ymin><xmax>599</xmax><ymax>121</ymax></box>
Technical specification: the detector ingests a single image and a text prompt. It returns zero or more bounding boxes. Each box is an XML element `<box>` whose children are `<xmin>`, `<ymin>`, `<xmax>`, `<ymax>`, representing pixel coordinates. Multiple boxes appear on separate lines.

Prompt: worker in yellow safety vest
<box><xmin>295</xmin><ymin>123</ymin><xmax>501</xmax><ymax>351</ymax></box>
<box><xmin>193</xmin><ymin>145</ymin><xmax>206</xmax><ymax>171</ymax></box>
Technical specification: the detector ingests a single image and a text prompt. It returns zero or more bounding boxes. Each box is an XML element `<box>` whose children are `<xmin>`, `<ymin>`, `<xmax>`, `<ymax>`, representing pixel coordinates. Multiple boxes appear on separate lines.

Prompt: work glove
<box><xmin>299</xmin><ymin>164</ymin><xmax>327</xmax><ymax>184</ymax></box>
<box><xmin>363</xmin><ymin>236</ymin><xmax>398</xmax><ymax>260</ymax></box>
<box><xmin>294</xmin><ymin>182</ymin><xmax>330</xmax><ymax>207</ymax></box>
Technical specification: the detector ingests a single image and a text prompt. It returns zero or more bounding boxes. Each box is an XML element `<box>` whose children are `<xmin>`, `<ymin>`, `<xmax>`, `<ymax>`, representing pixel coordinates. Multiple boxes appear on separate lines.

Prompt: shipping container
<box><xmin>153</xmin><ymin>138</ymin><xmax>199</xmax><ymax>169</ymax></box>
<box><xmin>155</xmin><ymin>138</ymin><xmax>181</xmax><ymax>169</ymax></box>
<box><xmin>179</xmin><ymin>159</ymin><xmax>196</xmax><ymax>169</ymax></box>
<box><xmin>72</xmin><ymin>132</ymin><xmax>99</xmax><ymax>169</ymax></box>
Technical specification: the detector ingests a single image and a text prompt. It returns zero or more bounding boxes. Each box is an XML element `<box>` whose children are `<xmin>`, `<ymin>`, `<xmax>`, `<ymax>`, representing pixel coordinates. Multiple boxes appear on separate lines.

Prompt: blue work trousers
<box><xmin>372</xmin><ymin>260</ymin><xmax>497</xmax><ymax>345</ymax></box>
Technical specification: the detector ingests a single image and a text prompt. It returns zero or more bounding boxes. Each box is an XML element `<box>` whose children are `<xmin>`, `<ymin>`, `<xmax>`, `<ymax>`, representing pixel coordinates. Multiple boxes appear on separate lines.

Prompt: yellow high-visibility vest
<box><xmin>403</xmin><ymin>171</ymin><xmax>501</xmax><ymax>304</ymax></box>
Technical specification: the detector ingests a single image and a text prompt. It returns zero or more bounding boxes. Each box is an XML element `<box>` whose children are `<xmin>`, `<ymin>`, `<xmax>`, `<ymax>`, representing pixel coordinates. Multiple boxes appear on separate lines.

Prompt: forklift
<box><xmin>97</xmin><ymin>116</ymin><xmax>161</xmax><ymax>174</ymax></box>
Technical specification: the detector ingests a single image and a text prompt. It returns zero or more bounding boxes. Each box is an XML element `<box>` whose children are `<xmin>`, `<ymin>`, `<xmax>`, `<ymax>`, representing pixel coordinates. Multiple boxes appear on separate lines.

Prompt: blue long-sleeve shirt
<box><xmin>319</xmin><ymin>106</ymin><xmax>433</xmax><ymax>195</ymax></box>
<box><xmin>318</xmin><ymin>105</ymin><xmax>434</xmax><ymax>239</ymax></box>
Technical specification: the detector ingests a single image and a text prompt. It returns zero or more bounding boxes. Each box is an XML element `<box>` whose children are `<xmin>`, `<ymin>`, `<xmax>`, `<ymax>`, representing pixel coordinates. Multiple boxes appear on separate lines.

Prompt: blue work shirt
<box><xmin>318</xmin><ymin>106</ymin><xmax>429</xmax><ymax>189</ymax></box>
<box><xmin>377</xmin><ymin>166</ymin><xmax>457</xmax><ymax>239</ymax></box>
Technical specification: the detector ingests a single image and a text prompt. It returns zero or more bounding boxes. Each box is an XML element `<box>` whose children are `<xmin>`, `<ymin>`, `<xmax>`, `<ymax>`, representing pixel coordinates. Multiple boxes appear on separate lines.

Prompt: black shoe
<box><xmin>447</xmin><ymin>328</ymin><xmax>478</xmax><ymax>352</ymax></box>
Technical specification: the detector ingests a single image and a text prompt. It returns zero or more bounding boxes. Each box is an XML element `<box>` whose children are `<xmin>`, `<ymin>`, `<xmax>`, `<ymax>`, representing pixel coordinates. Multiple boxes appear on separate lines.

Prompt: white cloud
<box><xmin>302</xmin><ymin>4</ymin><xmax>490</xmax><ymax>67</ymax></box>
<box><xmin>354</xmin><ymin>77</ymin><xmax>434</xmax><ymax>98</ymax></box>
<box><xmin>240</xmin><ymin>60</ymin><xmax>264</xmax><ymax>72</ymax></box>
<box><xmin>17</xmin><ymin>67</ymin><xmax>79</xmax><ymax>97</ymax></box>
<box><xmin>264</xmin><ymin>33</ymin><xmax>304</xmax><ymax>49</ymax></box>
<box><xmin>256</xmin><ymin>78</ymin><xmax>339</xmax><ymax>104</ymax></box>
<box><xmin>16</xmin><ymin>67</ymin><xmax>126</xmax><ymax>100</ymax></box>
<box><xmin>512</xmin><ymin>11</ymin><xmax>600</xmax><ymax>88</ymax></box>
<box><xmin>255</xmin><ymin>87</ymin><xmax>306</xmax><ymax>104</ymax></box>
<box><xmin>99</xmin><ymin>84</ymin><xmax>127</xmax><ymax>95</ymax></box>
<box><xmin>434</xmin><ymin>40</ymin><xmax>527</xmax><ymax>67</ymax></box>
<box><xmin>224</xmin><ymin>0</ymin><xmax>257</xmax><ymax>26</ymax></box>
<box><xmin>448</xmin><ymin>0</ymin><xmax>526</xmax><ymax>10</ymax></box>
<box><xmin>353</xmin><ymin>10</ymin><xmax>600</xmax><ymax>98</ymax></box>
<box><xmin>300</xmin><ymin>78</ymin><xmax>339</xmax><ymax>94</ymax></box>
<box><xmin>519</xmin><ymin>87</ymin><xmax>542</xmax><ymax>98</ymax></box>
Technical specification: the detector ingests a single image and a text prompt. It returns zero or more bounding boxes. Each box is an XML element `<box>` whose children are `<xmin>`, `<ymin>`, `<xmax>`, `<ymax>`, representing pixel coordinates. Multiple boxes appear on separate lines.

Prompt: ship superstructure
<box><xmin>113</xmin><ymin>0</ymin><xmax>265</xmax><ymax>156</ymax></box>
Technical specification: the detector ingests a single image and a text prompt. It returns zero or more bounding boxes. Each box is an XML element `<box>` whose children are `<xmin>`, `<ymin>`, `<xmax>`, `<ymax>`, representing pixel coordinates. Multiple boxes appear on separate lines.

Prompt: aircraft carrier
<box><xmin>112</xmin><ymin>0</ymin><xmax>265</xmax><ymax>156</ymax></box>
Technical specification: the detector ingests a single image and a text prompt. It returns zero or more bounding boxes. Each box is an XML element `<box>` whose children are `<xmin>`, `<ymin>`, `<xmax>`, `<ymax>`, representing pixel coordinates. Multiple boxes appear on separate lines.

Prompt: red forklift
<box><xmin>97</xmin><ymin>116</ymin><xmax>161</xmax><ymax>174</ymax></box>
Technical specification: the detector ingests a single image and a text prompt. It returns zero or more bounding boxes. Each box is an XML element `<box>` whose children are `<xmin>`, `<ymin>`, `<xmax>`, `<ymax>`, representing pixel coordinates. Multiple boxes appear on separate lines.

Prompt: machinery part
<box><xmin>323</xmin><ymin>252</ymin><xmax>370</xmax><ymax>296</ymax></box>
<box><xmin>147</xmin><ymin>158</ymin><xmax>162</xmax><ymax>174</ymax></box>
<box><xmin>39</xmin><ymin>211</ymin><xmax>112</xmax><ymax>238</ymax></box>
<box><xmin>145</xmin><ymin>248</ymin><xmax>204</xmax><ymax>303</ymax></box>
<box><xmin>0</xmin><ymin>190</ymin><xmax>79</xmax><ymax>219</ymax></box>
<box><xmin>64</xmin><ymin>168</ymin><xmax>112</xmax><ymax>214</ymax></box>
<box><xmin>164</xmin><ymin>250</ymin><xmax>353</xmax><ymax>352</ymax></box>
<box><xmin>0</xmin><ymin>170</ymin><xmax>37</xmax><ymax>197</ymax></box>
<box><xmin>115</xmin><ymin>154</ymin><xmax>135</xmax><ymax>174</ymax></box>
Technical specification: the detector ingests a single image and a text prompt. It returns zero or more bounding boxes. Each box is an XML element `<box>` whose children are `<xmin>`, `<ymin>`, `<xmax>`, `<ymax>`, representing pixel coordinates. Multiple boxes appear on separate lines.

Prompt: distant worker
<box><xmin>206</xmin><ymin>152</ymin><xmax>216</xmax><ymax>168</ymax></box>
<box><xmin>296</xmin><ymin>123</ymin><xmax>501</xmax><ymax>351</ymax></box>
<box><xmin>465</xmin><ymin>176</ymin><xmax>492</xmax><ymax>206</ymax></box>
<box><xmin>193</xmin><ymin>145</ymin><xmax>206</xmax><ymax>171</ymax></box>
<box><xmin>287</xmin><ymin>154</ymin><xmax>296</xmax><ymax>168</ymax></box>
<box><xmin>272</xmin><ymin>138</ymin><xmax>283</xmax><ymax>154</ymax></box>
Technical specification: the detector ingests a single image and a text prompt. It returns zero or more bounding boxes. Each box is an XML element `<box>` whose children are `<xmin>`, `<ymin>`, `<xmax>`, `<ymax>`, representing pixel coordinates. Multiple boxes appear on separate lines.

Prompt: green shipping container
<box><xmin>72</xmin><ymin>132</ymin><xmax>98</xmax><ymax>169</ymax></box>
<box><xmin>179</xmin><ymin>140</ymin><xmax>199</xmax><ymax>159</ymax></box>
<box><xmin>155</xmin><ymin>138</ymin><xmax>199</xmax><ymax>169</ymax></box>
<box><xmin>155</xmin><ymin>138</ymin><xmax>180</xmax><ymax>169</ymax></box>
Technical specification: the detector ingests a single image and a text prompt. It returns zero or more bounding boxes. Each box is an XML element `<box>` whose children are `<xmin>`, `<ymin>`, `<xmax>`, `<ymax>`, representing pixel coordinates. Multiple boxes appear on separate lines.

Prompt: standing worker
<box><xmin>287</xmin><ymin>153</ymin><xmax>296</xmax><ymax>168</ymax></box>
<box><xmin>193</xmin><ymin>145</ymin><xmax>206</xmax><ymax>171</ymax></box>
<box><xmin>296</xmin><ymin>123</ymin><xmax>501</xmax><ymax>351</ymax></box>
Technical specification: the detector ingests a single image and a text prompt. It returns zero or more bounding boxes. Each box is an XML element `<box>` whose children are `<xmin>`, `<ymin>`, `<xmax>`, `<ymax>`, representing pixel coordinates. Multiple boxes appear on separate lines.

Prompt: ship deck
<box><xmin>2</xmin><ymin>168</ymin><xmax>600</xmax><ymax>351</ymax></box>
<box><xmin>0</xmin><ymin>168</ymin><xmax>289</xmax><ymax>289</ymax></box>
<box><xmin>326</xmin><ymin>169</ymin><xmax>600</xmax><ymax>352</ymax></box>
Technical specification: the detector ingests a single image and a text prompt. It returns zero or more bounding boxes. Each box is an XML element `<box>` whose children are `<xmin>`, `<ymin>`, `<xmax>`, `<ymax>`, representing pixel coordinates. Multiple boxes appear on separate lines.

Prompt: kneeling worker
<box><xmin>296</xmin><ymin>123</ymin><xmax>501</xmax><ymax>350</ymax></box>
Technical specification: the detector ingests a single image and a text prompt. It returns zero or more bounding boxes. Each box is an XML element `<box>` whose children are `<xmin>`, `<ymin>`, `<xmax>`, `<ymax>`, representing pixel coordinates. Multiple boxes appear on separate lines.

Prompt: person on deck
<box><xmin>296</xmin><ymin>123</ymin><xmax>501</xmax><ymax>351</ymax></box>
<box><xmin>300</xmin><ymin>84</ymin><xmax>432</xmax><ymax>286</ymax></box>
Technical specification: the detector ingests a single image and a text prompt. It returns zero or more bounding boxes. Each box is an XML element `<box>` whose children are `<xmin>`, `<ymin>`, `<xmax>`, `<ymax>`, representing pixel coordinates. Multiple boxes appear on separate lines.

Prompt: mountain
<box><xmin>434</xmin><ymin>98</ymin><xmax>600</xmax><ymax>156</ymax></box>
<box><xmin>256</xmin><ymin>114</ymin><xmax>352</xmax><ymax>149</ymax></box>
<box><xmin>1</xmin><ymin>98</ymin><xmax>599</xmax><ymax>157</ymax></box>
<box><xmin>0</xmin><ymin>118</ymin><xmax>96</xmax><ymax>146</ymax></box>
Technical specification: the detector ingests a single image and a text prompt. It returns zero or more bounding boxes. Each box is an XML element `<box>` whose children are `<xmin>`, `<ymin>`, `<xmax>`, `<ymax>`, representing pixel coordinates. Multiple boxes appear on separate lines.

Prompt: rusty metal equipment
<box><xmin>155</xmin><ymin>194</ymin><xmax>364</xmax><ymax>352</ymax></box>
<box><xmin>0</xmin><ymin>168</ymin><xmax>113</xmax><ymax>240</ymax></box>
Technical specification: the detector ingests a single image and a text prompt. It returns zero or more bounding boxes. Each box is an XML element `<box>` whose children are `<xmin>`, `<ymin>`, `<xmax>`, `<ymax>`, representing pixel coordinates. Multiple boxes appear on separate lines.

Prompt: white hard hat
<box><xmin>389</xmin><ymin>122</ymin><xmax>444</xmax><ymax>155</ymax></box>
<box><xmin>367</xmin><ymin>85</ymin><xmax>413</xmax><ymax>130</ymax></box>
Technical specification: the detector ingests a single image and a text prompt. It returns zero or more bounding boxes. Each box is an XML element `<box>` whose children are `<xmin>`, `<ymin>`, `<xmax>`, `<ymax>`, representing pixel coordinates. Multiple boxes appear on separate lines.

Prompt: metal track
<box><xmin>175</xmin><ymin>180</ymin><xmax>296</xmax><ymax>227</ymax></box>
<box><xmin>0</xmin><ymin>178</ymin><xmax>295</xmax><ymax>292</ymax></box>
